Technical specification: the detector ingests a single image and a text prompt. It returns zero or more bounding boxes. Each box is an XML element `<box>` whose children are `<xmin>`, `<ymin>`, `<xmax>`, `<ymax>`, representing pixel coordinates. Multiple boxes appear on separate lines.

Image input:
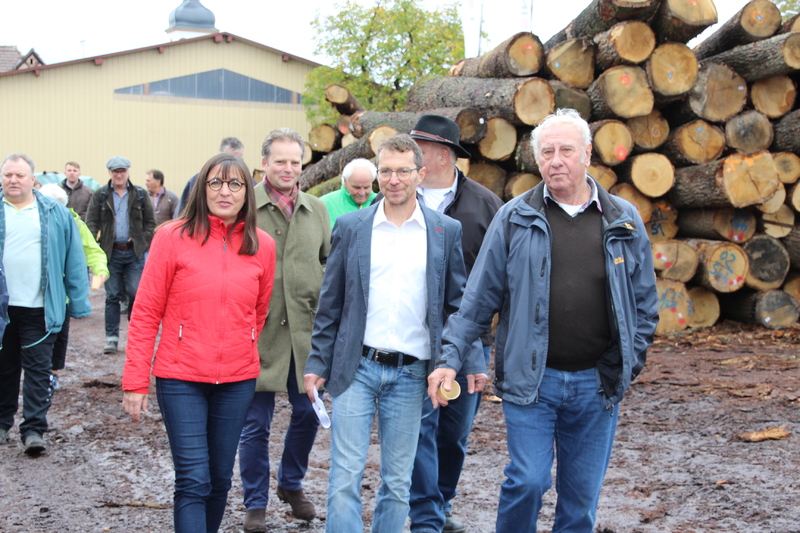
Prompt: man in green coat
<box><xmin>239</xmin><ymin>128</ymin><xmax>331</xmax><ymax>532</ymax></box>
<box><xmin>319</xmin><ymin>158</ymin><xmax>378</xmax><ymax>228</ymax></box>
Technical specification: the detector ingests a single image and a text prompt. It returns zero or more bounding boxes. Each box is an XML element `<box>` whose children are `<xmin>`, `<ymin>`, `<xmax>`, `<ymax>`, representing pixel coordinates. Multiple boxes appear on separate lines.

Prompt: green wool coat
<box><xmin>254</xmin><ymin>184</ymin><xmax>331</xmax><ymax>392</ymax></box>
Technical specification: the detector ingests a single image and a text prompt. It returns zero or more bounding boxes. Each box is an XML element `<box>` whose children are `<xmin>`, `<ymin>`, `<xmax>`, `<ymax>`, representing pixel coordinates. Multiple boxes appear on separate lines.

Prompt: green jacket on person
<box><xmin>319</xmin><ymin>186</ymin><xmax>377</xmax><ymax>228</ymax></box>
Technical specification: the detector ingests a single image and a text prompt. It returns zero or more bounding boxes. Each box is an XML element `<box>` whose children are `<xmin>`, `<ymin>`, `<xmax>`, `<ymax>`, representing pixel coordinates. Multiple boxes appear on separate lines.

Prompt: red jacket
<box><xmin>123</xmin><ymin>216</ymin><xmax>276</xmax><ymax>393</ymax></box>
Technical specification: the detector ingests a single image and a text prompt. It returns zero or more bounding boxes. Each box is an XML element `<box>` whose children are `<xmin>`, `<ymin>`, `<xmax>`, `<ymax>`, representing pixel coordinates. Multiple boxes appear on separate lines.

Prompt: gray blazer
<box><xmin>305</xmin><ymin>201</ymin><xmax>483</xmax><ymax>397</ymax></box>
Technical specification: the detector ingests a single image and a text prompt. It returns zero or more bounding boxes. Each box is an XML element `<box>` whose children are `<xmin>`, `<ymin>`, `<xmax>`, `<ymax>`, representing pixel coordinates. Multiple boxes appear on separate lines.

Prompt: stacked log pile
<box><xmin>300</xmin><ymin>0</ymin><xmax>800</xmax><ymax>333</ymax></box>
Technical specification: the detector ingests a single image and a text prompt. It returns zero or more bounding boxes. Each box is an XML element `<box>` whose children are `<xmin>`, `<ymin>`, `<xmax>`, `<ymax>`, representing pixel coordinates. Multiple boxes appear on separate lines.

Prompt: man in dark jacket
<box><xmin>60</xmin><ymin>161</ymin><xmax>93</xmax><ymax>221</ymax></box>
<box><xmin>145</xmin><ymin>170</ymin><xmax>178</xmax><ymax>225</ymax></box>
<box><xmin>428</xmin><ymin>109</ymin><xmax>658</xmax><ymax>533</ymax></box>
<box><xmin>407</xmin><ymin>115</ymin><xmax>503</xmax><ymax>533</ymax></box>
<box><xmin>86</xmin><ymin>156</ymin><xmax>156</xmax><ymax>354</ymax></box>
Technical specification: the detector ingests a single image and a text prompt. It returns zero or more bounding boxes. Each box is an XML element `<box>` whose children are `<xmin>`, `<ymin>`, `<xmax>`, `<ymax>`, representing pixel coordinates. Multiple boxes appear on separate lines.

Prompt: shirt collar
<box><xmin>543</xmin><ymin>176</ymin><xmax>602</xmax><ymax>213</ymax></box>
<box><xmin>373</xmin><ymin>198</ymin><xmax>427</xmax><ymax>229</ymax></box>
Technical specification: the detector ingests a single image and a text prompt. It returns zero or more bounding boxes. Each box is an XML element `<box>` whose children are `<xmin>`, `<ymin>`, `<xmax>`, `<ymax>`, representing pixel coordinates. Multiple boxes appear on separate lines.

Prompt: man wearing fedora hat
<box><xmin>407</xmin><ymin>115</ymin><xmax>503</xmax><ymax>533</ymax></box>
<box><xmin>86</xmin><ymin>156</ymin><xmax>156</xmax><ymax>355</ymax></box>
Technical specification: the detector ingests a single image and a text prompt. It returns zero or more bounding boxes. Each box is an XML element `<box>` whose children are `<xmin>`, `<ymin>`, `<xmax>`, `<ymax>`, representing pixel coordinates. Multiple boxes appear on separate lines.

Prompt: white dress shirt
<box><xmin>363</xmin><ymin>199</ymin><xmax>430</xmax><ymax>360</ymax></box>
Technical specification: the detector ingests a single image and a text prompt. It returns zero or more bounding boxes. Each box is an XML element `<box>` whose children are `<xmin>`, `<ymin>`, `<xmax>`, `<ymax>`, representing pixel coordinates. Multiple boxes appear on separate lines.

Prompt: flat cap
<box><xmin>106</xmin><ymin>156</ymin><xmax>131</xmax><ymax>170</ymax></box>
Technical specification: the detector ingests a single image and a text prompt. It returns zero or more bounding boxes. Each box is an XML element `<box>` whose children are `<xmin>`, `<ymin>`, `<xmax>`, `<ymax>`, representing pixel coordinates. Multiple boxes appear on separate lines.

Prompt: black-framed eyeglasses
<box><xmin>377</xmin><ymin>167</ymin><xmax>420</xmax><ymax>182</ymax></box>
<box><xmin>206</xmin><ymin>178</ymin><xmax>244</xmax><ymax>192</ymax></box>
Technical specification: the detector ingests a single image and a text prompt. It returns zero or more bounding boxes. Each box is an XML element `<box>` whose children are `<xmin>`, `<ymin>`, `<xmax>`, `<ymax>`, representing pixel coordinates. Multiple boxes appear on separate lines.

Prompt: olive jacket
<box><xmin>254</xmin><ymin>182</ymin><xmax>331</xmax><ymax>392</ymax></box>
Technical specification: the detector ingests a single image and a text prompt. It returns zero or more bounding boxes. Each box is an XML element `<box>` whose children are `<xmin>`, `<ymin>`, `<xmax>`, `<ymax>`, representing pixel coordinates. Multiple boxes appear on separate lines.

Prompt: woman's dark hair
<box><xmin>178</xmin><ymin>153</ymin><xmax>259</xmax><ymax>255</ymax></box>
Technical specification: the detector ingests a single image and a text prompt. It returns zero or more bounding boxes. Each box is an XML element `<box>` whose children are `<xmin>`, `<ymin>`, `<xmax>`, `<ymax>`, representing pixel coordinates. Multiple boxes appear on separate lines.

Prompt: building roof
<box><xmin>0</xmin><ymin>32</ymin><xmax>320</xmax><ymax>79</ymax></box>
<box><xmin>0</xmin><ymin>46</ymin><xmax>22</xmax><ymax>72</ymax></box>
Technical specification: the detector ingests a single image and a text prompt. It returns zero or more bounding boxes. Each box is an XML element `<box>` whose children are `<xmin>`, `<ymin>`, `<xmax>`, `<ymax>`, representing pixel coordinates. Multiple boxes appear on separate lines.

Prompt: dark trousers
<box><xmin>0</xmin><ymin>306</ymin><xmax>57</xmax><ymax>438</ymax></box>
<box><xmin>52</xmin><ymin>314</ymin><xmax>70</xmax><ymax>371</ymax></box>
<box><xmin>104</xmin><ymin>247</ymin><xmax>144</xmax><ymax>338</ymax></box>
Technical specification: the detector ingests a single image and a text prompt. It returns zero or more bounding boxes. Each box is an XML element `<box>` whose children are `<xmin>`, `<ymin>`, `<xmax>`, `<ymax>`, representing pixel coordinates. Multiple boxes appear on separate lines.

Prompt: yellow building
<box><xmin>0</xmin><ymin>32</ymin><xmax>318</xmax><ymax>192</ymax></box>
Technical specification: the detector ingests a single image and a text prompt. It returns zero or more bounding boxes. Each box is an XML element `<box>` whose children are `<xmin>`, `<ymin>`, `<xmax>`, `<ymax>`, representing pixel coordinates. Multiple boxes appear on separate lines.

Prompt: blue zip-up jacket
<box><xmin>0</xmin><ymin>190</ymin><xmax>91</xmax><ymax>336</ymax></box>
<box><xmin>439</xmin><ymin>180</ymin><xmax>658</xmax><ymax>408</ymax></box>
<box><xmin>0</xmin><ymin>264</ymin><xmax>8</xmax><ymax>342</ymax></box>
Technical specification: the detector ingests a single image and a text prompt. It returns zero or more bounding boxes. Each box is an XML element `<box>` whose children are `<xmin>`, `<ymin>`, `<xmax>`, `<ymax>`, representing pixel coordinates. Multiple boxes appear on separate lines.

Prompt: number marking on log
<box><xmin>658</xmin><ymin>288</ymin><xmax>687</xmax><ymax>324</ymax></box>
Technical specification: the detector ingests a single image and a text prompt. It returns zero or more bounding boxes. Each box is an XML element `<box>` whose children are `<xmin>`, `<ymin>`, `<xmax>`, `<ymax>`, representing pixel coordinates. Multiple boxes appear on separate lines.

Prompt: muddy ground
<box><xmin>1</xmin><ymin>290</ymin><xmax>799</xmax><ymax>533</ymax></box>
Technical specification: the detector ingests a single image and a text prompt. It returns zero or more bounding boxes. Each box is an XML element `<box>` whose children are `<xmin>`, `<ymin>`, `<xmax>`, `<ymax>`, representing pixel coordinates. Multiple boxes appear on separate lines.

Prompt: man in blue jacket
<box><xmin>304</xmin><ymin>134</ymin><xmax>487</xmax><ymax>533</ymax></box>
<box><xmin>428</xmin><ymin>109</ymin><xmax>659</xmax><ymax>533</ymax></box>
<box><xmin>0</xmin><ymin>153</ymin><xmax>91</xmax><ymax>455</ymax></box>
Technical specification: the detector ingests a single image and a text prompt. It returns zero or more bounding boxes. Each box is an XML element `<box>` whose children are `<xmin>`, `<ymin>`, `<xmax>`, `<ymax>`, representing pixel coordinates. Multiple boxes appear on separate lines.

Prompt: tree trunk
<box><xmin>659</xmin><ymin>119</ymin><xmax>726</xmax><ymax>167</ymax></box>
<box><xmin>589</xmin><ymin>119</ymin><xmax>633</xmax><ymax>167</ymax></box>
<box><xmin>406</xmin><ymin>76</ymin><xmax>554</xmax><ymax>126</ymax></box>
<box><xmin>655</xmin><ymin>279</ymin><xmax>691</xmax><ymax>335</ymax></box>
<box><xmin>545</xmin><ymin>39</ymin><xmax>596</xmax><ymax>89</ymax></box>
<box><xmin>299</xmin><ymin>126</ymin><xmax>396</xmax><ymax>190</ymax></box>
<box><xmin>515</xmin><ymin>131</ymin><xmax>539</xmax><ymax>174</ymax></box>
<box><xmin>505</xmin><ymin>173</ymin><xmax>542</xmax><ymax>200</ymax></box>
<box><xmin>686</xmin><ymin>239</ymin><xmax>749</xmax><ymax>293</ymax></box>
<box><xmin>468</xmin><ymin>162</ymin><xmax>506</xmax><ymax>200</ymax></box>
<box><xmin>646</xmin><ymin>199</ymin><xmax>679</xmax><ymax>243</ymax></box>
<box><xmin>772</xmin><ymin>152</ymin><xmax>800</xmax><ymax>184</ymax></box>
<box><xmin>544</xmin><ymin>0</ymin><xmax>662</xmax><ymax>51</ymax></box>
<box><xmin>743</xmin><ymin>234</ymin><xmax>791</xmax><ymax>290</ymax></box>
<box><xmin>350</xmin><ymin>108</ymin><xmax>487</xmax><ymax>144</ymax></box>
<box><xmin>308</xmin><ymin>124</ymin><xmax>342</xmax><ymax>153</ymax></box>
<box><xmin>477</xmin><ymin>117</ymin><xmax>518</xmax><ymax>161</ymax></box>
<box><xmin>593</xmin><ymin>21</ymin><xmax>656</xmax><ymax>71</ymax></box>
<box><xmin>661</xmin><ymin>63</ymin><xmax>747</xmax><ymax>125</ymax></box>
<box><xmin>750</xmin><ymin>75</ymin><xmax>796</xmax><ymax>118</ymax></box>
<box><xmin>692</xmin><ymin>0</ymin><xmax>781</xmax><ymax>61</ymax></box>
<box><xmin>548</xmin><ymin>80</ymin><xmax>592</xmax><ymax>120</ymax></box>
<box><xmin>702</xmin><ymin>32</ymin><xmax>800</xmax><ymax>82</ymax></box>
<box><xmin>760</xmin><ymin>204</ymin><xmax>795</xmax><ymax>239</ymax></box>
<box><xmin>302</xmin><ymin>142</ymin><xmax>314</xmax><ymax>167</ymax></box>
<box><xmin>771</xmin><ymin>109</ymin><xmax>800</xmax><ymax>154</ymax></box>
<box><xmin>788</xmin><ymin>181</ymin><xmax>800</xmax><ymax>211</ymax></box>
<box><xmin>652</xmin><ymin>0</ymin><xmax>718</xmax><ymax>44</ymax></box>
<box><xmin>587</xmin><ymin>65</ymin><xmax>654</xmax><ymax>120</ymax></box>
<box><xmin>719</xmin><ymin>289</ymin><xmax>800</xmax><ymax>329</ymax></box>
<box><xmin>615</xmin><ymin>152</ymin><xmax>674</xmax><ymax>198</ymax></box>
<box><xmin>610</xmin><ymin>182</ymin><xmax>652</xmax><ymax>222</ymax></box>
<box><xmin>450</xmin><ymin>32</ymin><xmax>544</xmax><ymax>78</ymax></box>
<box><xmin>626</xmin><ymin>109</ymin><xmax>670</xmax><ymax>152</ymax></box>
<box><xmin>780</xmin><ymin>13</ymin><xmax>800</xmax><ymax>34</ymax></box>
<box><xmin>724</xmin><ymin>110</ymin><xmax>774</xmax><ymax>154</ymax></box>
<box><xmin>677</xmin><ymin>207</ymin><xmax>757</xmax><ymax>243</ymax></box>
<box><xmin>653</xmin><ymin>240</ymin><xmax>699</xmax><ymax>282</ymax></box>
<box><xmin>588</xmin><ymin>163</ymin><xmax>617</xmax><ymax>191</ymax></box>
<box><xmin>335</xmin><ymin>114</ymin><xmax>353</xmax><ymax>134</ymax></box>
<box><xmin>325</xmin><ymin>84</ymin><xmax>364</xmax><ymax>116</ymax></box>
<box><xmin>646</xmin><ymin>42</ymin><xmax>699</xmax><ymax>102</ymax></box>
<box><xmin>782</xmin><ymin>271</ymin><xmax>800</xmax><ymax>306</ymax></box>
<box><xmin>781</xmin><ymin>226</ymin><xmax>800</xmax><ymax>269</ymax></box>
<box><xmin>306</xmin><ymin>175</ymin><xmax>342</xmax><ymax>198</ymax></box>
<box><xmin>756</xmin><ymin>182</ymin><xmax>785</xmax><ymax>214</ymax></box>
<box><xmin>668</xmin><ymin>151</ymin><xmax>780</xmax><ymax>209</ymax></box>
<box><xmin>341</xmin><ymin>132</ymin><xmax>357</xmax><ymax>148</ymax></box>
<box><xmin>687</xmin><ymin>285</ymin><xmax>720</xmax><ymax>328</ymax></box>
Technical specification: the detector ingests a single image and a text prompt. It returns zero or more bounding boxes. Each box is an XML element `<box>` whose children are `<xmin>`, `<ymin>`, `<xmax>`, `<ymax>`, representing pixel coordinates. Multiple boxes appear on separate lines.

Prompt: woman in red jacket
<box><xmin>122</xmin><ymin>152</ymin><xmax>276</xmax><ymax>533</ymax></box>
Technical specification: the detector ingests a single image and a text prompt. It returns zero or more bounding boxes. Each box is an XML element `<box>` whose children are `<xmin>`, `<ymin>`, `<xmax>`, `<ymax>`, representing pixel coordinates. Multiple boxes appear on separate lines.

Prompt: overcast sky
<box><xmin>1</xmin><ymin>0</ymin><xmax>754</xmax><ymax>66</ymax></box>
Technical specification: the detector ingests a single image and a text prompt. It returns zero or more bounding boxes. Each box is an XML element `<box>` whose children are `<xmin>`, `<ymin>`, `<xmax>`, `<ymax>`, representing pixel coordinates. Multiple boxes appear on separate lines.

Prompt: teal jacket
<box><xmin>319</xmin><ymin>187</ymin><xmax>377</xmax><ymax>228</ymax></box>
<box><xmin>70</xmin><ymin>207</ymin><xmax>110</xmax><ymax>278</ymax></box>
<box><xmin>0</xmin><ymin>191</ymin><xmax>91</xmax><ymax>336</ymax></box>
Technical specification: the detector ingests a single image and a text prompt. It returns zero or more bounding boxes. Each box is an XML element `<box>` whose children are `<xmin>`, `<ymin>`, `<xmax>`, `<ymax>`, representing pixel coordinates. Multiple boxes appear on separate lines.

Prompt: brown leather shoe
<box><xmin>276</xmin><ymin>485</ymin><xmax>316</xmax><ymax>520</ymax></box>
<box><xmin>243</xmin><ymin>508</ymin><xmax>266</xmax><ymax>533</ymax></box>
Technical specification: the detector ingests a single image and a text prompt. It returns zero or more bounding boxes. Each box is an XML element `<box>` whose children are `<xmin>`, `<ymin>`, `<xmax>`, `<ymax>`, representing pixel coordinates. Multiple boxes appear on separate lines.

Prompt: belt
<box><xmin>113</xmin><ymin>242</ymin><xmax>134</xmax><ymax>251</ymax></box>
<box><xmin>362</xmin><ymin>345</ymin><xmax>419</xmax><ymax>367</ymax></box>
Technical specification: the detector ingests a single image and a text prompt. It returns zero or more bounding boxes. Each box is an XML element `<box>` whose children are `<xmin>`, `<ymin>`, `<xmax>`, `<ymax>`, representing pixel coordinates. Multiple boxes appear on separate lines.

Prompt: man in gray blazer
<box><xmin>304</xmin><ymin>134</ymin><xmax>487</xmax><ymax>533</ymax></box>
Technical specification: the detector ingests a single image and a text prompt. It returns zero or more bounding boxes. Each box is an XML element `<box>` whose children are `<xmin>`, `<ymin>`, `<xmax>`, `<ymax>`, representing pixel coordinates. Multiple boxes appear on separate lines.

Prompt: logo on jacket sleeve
<box><xmin>614</xmin><ymin>257</ymin><xmax>624</xmax><ymax>265</ymax></box>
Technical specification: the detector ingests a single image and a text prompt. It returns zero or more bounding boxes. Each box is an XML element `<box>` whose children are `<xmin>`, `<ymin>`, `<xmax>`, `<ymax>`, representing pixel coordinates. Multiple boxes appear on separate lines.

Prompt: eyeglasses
<box><xmin>377</xmin><ymin>167</ymin><xmax>420</xmax><ymax>182</ymax></box>
<box><xmin>206</xmin><ymin>178</ymin><xmax>244</xmax><ymax>192</ymax></box>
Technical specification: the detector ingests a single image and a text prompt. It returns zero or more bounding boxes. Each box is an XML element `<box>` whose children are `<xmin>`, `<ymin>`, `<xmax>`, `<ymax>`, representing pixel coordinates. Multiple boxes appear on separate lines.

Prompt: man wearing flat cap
<box><xmin>407</xmin><ymin>114</ymin><xmax>503</xmax><ymax>533</ymax></box>
<box><xmin>86</xmin><ymin>156</ymin><xmax>156</xmax><ymax>354</ymax></box>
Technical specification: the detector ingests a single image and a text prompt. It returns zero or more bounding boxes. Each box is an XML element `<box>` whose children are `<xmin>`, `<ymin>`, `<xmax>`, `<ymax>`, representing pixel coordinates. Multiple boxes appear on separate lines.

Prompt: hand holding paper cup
<box><xmin>437</xmin><ymin>379</ymin><xmax>461</xmax><ymax>401</ymax></box>
<box><xmin>91</xmin><ymin>275</ymin><xmax>104</xmax><ymax>290</ymax></box>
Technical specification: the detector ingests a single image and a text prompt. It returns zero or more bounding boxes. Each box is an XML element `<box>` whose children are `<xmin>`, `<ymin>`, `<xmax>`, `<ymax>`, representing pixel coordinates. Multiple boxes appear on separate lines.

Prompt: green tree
<box><xmin>774</xmin><ymin>0</ymin><xmax>800</xmax><ymax>20</ymax></box>
<box><xmin>303</xmin><ymin>0</ymin><xmax>464</xmax><ymax>125</ymax></box>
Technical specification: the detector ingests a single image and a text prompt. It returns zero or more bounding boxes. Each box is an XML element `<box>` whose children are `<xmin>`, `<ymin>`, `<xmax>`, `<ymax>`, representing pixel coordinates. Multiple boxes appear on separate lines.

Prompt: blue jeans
<box><xmin>409</xmin><ymin>344</ymin><xmax>491</xmax><ymax>531</ymax></box>
<box><xmin>156</xmin><ymin>377</ymin><xmax>256</xmax><ymax>533</ymax></box>
<box><xmin>326</xmin><ymin>356</ymin><xmax>427</xmax><ymax>533</ymax></box>
<box><xmin>496</xmin><ymin>367</ymin><xmax>618</xmax><ymax>533</ymax></box>
<box><xmin>104</xmin><ymin>247</ymin><xmax>144</xmax><ymax>338</ymax></box>
<box><xmin>238</xmin><ymin>357</ymin><xmax>320</xmax><ymax>509</ymax></box>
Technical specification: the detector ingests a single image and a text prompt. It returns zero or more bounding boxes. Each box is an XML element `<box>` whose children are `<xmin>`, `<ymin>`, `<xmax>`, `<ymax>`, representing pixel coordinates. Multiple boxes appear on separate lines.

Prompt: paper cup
<box><xmin>437</xmin><ymin>380</ymin><xmax>461</xmax><ymax>401</ymax></box>
<box><xmin>91</xmin><ymin>275</ymin><xmax>104</xmax><ymax>290</ymax></box>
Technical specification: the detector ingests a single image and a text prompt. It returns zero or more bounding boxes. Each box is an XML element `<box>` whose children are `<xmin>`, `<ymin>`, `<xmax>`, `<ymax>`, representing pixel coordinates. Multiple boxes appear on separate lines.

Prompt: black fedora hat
<box><xmin>409</xmin><ymin>115</ymin><xmax>471</xmax><ymax>159</ymax></box>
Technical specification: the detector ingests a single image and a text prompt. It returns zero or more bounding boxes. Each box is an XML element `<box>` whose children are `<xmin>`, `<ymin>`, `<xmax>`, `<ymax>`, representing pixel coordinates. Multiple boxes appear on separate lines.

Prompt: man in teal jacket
<box><xmin>0</xmin><ymin>153</ymin><xmax>91</xmax><ymax>455</ymax></box>
<box><xmin>319</xmin><ymin>158</ymin><xmax>377</xmax><ymax>228</ymax></box>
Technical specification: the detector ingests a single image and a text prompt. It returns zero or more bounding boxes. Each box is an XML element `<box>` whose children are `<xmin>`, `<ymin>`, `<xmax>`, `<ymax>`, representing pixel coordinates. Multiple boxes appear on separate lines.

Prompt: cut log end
<box><xmin>687</xmin><ymin>286</ymin><xmax>720</xmax><ymax>328</ymax></box>
<box><xmin>653</xmin><ymin>240</ymin><xmax>699</xmax><ymax>282</ymax></box>
<box><xmin>655</xmin><ymin>280</ymin><xmax>691</xmax><ymax>335</ymax></box>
